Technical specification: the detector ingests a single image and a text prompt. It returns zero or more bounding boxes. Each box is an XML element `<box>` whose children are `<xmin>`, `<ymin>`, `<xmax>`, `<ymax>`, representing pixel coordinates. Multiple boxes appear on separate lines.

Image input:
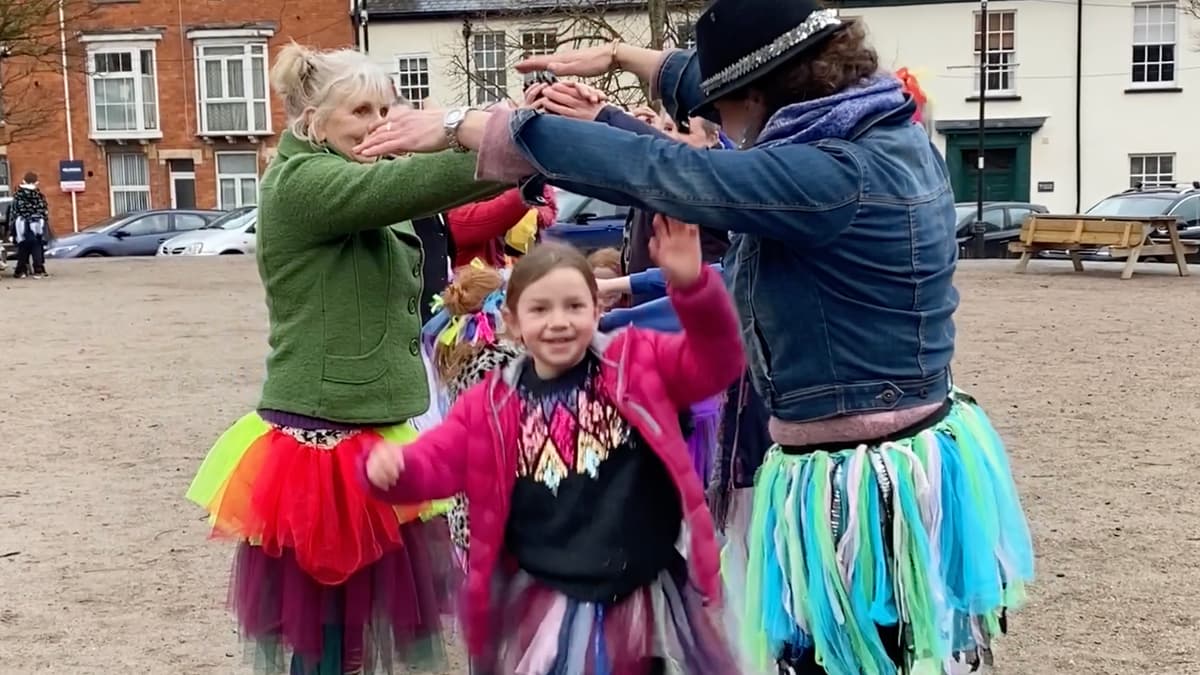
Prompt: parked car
<box><xmin>1040</xmin><ymin>184</ymin><xmax>1200</xmax><ymax>262</ymax></box>
<box><xmin>541</xmin><ymin>189</ymin><xmax>630</xmax><ymax>252</ymax></box>
<box><xmin>158</xmin><ymin>206</ymin><xmax>256</xmax><ymax>256</ymax></box>
<box><xmin>954</xmin><ymin>201</ymin><xmax>1048</xmax><ymax>258</ymax></box>
<box><xmin>0</xmin><ymin>196</ymin><xmax>12</xmax><ymax>261</ymax></box>
<box><xmin>44</xmin><ymin>208</ymin><xmax>224</xmax><ymax>259</ymax></box>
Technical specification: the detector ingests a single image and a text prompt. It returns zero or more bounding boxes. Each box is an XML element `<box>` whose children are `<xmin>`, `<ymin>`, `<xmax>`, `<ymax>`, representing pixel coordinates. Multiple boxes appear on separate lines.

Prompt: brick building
<box><xmin>0</xmin><ymin>0</ymin><xmax>355</xmax><ymax>234</ymax></box>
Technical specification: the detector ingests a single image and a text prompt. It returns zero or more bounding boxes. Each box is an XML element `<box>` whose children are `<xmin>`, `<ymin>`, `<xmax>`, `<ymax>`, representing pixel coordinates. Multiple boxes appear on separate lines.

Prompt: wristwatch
<box><xmin>443</xmin><ymin>107</ymin><xmax>472</xmax><ymax>153</ymax></box>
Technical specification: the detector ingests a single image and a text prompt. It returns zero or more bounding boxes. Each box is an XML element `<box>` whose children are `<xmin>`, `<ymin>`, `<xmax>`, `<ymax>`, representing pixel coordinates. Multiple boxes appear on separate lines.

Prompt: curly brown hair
<box><xmin>742</xmin><ymin>20</ymin><xmax>879</xmax><ymax>113</ymax></box>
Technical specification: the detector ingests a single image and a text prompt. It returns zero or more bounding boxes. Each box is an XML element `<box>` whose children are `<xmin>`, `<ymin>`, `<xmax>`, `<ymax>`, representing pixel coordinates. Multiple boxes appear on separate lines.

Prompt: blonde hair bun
<box><xmin>268</xmin><ymin>41</ymin><xmax>395</xmax><ymax>142</ymax></box>
<box><xmin>270</xmin><ymin>41</ymin><xmax>316</xmax><ymax>104</ymax></box>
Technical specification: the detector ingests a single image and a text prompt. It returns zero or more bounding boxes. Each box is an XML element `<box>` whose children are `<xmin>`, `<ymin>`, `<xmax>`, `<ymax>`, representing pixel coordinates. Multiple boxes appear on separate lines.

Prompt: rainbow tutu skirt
<box><xmin>187</xmin><ymin>412</ymin><xmax>454</xmax><ymax>674</ymax></box>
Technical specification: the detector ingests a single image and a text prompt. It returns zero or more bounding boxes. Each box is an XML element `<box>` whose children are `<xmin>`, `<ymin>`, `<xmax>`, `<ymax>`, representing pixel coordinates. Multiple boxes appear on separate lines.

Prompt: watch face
<box><xmin>445</xmin><ymin>108</ymin><xmax>466</xmax><ymax>126</ymax></box>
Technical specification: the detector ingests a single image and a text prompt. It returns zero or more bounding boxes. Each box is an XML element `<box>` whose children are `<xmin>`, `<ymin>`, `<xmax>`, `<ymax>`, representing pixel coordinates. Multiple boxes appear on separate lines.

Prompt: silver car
<box><xmin>159</xmin><ymin>206</ymin><xmax>256</xmax><ymax>256</ymax></box>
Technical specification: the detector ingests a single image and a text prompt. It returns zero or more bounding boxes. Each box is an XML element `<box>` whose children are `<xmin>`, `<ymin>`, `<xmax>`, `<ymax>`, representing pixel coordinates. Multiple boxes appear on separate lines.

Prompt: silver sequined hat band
<box><xmin>700</xmin><ymin>9</ymin><xmax>842</xmax><ymax>95</ymax></box>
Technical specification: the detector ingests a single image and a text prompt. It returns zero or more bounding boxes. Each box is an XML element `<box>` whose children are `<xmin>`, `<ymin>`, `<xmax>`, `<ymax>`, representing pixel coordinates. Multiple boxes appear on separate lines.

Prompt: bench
<box><xmin>1007</xmin><ymin>214</ymin><xmax>1195</xmax><ymax>279</ymax></box>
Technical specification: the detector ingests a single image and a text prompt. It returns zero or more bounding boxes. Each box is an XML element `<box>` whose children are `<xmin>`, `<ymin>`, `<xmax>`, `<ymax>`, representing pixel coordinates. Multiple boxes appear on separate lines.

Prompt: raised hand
<box><xmin>355</xmin><ymin>107</ymin><xmax>451</xmax><ymax>157</ymax></box>
<box><xmin>516</xmin><ymin>43</ymin><xmax>619</xmax><ymax>78</ymax></box>
<box><xmin>366</xmin><ymin>441</ymin><xmax>405</xmax><ymax>489</ymax></box>
<box><xmin>648</xmin><ymin>215</ymin><xmax>702</xmax><ymax>289</ymax></box>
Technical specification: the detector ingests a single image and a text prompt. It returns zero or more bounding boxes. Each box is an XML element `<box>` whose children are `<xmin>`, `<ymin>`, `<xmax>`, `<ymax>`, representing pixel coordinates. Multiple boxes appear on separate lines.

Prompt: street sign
<box><xmin>59</xmin><ymin>160</ymin><xmax>85</xmax><ymax>192</ymax></box>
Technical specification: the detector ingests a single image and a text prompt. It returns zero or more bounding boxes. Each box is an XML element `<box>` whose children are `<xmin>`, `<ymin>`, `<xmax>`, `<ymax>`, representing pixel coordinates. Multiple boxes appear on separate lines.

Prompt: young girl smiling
<box><xmin>362</xmin><ymin>217</ymin><xmax>744</xmax><ymax>674</ymax></box>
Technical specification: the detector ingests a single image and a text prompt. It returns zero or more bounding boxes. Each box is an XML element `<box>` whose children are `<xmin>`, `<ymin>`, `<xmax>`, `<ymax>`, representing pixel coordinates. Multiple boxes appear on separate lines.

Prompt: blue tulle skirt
<box><xmin>727</xmin><ymin>389</ymin><xmax>1035</xmax><ymax>675</ymax></box>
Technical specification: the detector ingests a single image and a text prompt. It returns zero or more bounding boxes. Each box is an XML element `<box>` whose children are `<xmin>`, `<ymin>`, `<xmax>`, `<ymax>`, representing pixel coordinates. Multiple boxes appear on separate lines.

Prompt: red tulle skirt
<box><xmin>202</xmin><ymin>426</ymin><xmax>429</xmax><ymax>585</ymax></box>
<box><xmin>188</xmin><ymin>416</ymin><xmax>455</xmax><ymax>673</ymax></box>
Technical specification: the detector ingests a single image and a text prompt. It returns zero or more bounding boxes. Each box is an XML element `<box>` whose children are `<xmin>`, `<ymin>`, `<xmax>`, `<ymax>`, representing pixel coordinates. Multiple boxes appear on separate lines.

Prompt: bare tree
<box><xmin>0</xmin><ymin>0</ymin><xmax>99</xmax><ymax>142</ymax></box>
<box><xmin>439</xmin><ymin>0</ymin><xmax>703</xmax><ymax>109</ymax></box>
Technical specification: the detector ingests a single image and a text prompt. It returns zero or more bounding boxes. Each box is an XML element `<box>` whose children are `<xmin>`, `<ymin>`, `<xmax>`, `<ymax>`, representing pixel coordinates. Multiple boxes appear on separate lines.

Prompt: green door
<box><xmin>944</xmin><ymin>131</ymin><xmax>1032</xmax><ymax>203</ymax></box>
<box><xmin>958</xmin><ymin>148</ymin><xmax>1017</xmax><ymax>202</ymax></box>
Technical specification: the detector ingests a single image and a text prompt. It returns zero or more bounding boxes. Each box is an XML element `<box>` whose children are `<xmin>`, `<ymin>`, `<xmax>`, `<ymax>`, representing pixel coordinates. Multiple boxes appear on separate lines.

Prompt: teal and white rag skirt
<box><xmin>728</xmin><ymin>389</ymin><xmax>1035</xmax><ymax>675</ymax></box>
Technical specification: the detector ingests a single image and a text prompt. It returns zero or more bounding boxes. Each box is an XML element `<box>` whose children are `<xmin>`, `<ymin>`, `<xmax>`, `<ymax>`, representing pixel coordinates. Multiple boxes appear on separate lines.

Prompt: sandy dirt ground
<box><xmin>2</xmin><ymin>255</ymin><xmax>1199</xmax><ymax>674</ymax></box>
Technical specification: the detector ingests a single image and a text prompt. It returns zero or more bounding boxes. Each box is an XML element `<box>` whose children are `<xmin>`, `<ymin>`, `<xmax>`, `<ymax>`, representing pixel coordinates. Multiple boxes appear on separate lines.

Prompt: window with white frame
<box><xmin>1129</xmin><ymin>153</ymin><xmax>1174</xmax><ymax>188</ymax></box>
<box><xmin>215</xmin><ymin>152</ymin><xmax>259</xmax><ymax>209</ymax></box>
<box><xmin>394</xmin><ymin>55</ymin><xmax>431</xmax><ymax>107</ymax></box>
<box><xmin>108</xmin><ymin>153</ymin><xmax>150</xmax><ymax>215</ymax></box>
<box><xmin>0</xmin><ymin>156</ymin><xmax>10</xmax><ymax>197</ymax></box>
<box><xmin>472</xmin><ymin>31</ymin><xmax>507</xmax><ymax>103</ymax></box>
<box><xmin>85</xmin><ymin>43</ymin><xmax>160</xmax><ymax>137</ymax></box>
<box><xmin>1132</xmin><ymin>3</ymin><xmax>1177</xmax><ymax>86</ymax></box>
<box><xmin>195</xmin><ymin>42</ymin><xmax>269</xmax><ymax>134</ymax></box>
<box><xmin>974</xmin><ymin>11</ymin><xmax>1017</xmax><ymax>94</ymax></box>
<box><xmin>520</xmin><ymin>30</ymin><xmax>556</xmax><ymax>56</ymax></box>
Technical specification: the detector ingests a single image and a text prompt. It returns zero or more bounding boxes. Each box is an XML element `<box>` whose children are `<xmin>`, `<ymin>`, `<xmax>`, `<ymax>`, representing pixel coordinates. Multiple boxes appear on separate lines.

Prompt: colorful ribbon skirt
<box><xmin>732</xmin><ymin>391</ymin><xmax>1035</xmax><ymax>675</ymax></box>
<box><xmin>475</xmin><ymin>567</ymin><xmax>739</xmax><ymax>675</ymax></box>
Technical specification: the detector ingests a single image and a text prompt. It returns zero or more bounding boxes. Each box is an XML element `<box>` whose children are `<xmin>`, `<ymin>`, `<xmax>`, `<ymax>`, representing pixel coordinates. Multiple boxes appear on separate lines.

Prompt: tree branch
<box><xmin>0</xmin><ymin>0</ymin><xmax>105</xmax><ymax>141</ymax></box>
<box><xmin>439</xmin><ymin>0</ymin><xmax>705</xmax><ymax>109</ymax></box>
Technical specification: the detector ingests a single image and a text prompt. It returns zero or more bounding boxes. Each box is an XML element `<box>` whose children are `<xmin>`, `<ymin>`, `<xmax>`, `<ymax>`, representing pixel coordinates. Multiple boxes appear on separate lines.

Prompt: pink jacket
<box><xmin>360</xmin><ymin>265</ymin><xmax>745</xmax><ymax>656</ymax></box>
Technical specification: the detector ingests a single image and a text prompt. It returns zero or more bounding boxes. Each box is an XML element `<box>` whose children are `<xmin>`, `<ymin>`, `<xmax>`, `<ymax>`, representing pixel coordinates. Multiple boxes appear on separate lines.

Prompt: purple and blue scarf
<box><xmin>755</xmin><ymin>73</ymin><xmax>904</xmax><ymax>147</ymax></box>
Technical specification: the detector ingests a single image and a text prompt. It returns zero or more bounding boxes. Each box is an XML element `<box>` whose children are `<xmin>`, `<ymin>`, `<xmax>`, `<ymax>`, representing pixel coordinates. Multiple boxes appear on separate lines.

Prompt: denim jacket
<box><xmin>506</xmin><ymin>51</ymin><xmax>958</xmax><ymax>423</ymax></box>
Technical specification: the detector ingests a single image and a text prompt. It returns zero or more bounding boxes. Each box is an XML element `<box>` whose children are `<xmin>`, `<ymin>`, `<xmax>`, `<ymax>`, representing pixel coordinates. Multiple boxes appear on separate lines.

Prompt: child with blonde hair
<box><xmin>186</xmin><ymin>41</ymin><xmax>502</xmax><ymax>674</ymax></box>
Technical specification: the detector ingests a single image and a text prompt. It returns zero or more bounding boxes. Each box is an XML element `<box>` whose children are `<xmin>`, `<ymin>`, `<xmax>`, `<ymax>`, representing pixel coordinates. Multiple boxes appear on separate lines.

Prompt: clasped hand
<box><xmin>365</xmin><ymin>441</ymin><xmax>405</xmax><ymax>489</ymax></box>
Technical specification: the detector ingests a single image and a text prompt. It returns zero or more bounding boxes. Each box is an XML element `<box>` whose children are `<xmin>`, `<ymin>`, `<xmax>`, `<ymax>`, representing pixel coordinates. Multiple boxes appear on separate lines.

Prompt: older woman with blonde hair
<box><xmin>185</xmin><ymin>42</ymin><xmax>503</xmax><ymax>674</ymax></box>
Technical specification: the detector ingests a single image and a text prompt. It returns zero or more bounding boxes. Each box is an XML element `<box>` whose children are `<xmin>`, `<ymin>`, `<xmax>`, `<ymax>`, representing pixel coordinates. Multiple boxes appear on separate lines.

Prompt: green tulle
<box><xmin>186</xmin><ymin>411</ymin><xmax>271</xmax><ymax>509</ymax></box>
<box><xmin>187</xmin><ymin>413</ymin><xmax>451</xmax><ymax>523</ymax></box>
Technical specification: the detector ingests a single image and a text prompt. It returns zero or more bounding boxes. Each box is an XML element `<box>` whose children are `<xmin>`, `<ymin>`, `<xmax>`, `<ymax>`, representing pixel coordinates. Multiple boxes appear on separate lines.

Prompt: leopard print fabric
<box><xmin>277</xmin><ymin>426</ymin><xmax>357</xmax><ymax>449</ymax></box>
<box><xmin>445</xmin><ymin>341</ymin><xmax>523</xmax><ymax>551</ymax></box>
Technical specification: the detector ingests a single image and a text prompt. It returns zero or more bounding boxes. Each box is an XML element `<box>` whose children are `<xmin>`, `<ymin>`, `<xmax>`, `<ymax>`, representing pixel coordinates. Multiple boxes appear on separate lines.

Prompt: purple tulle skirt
<box><xmin>229</xmin><ymin>517</ymin><xmax>457</xmax><ymax>674</ymax></box>
<box><xmin>686</xmin><ymin>396</ymin><xmax>723</xmax><ymax>485</ymax></box>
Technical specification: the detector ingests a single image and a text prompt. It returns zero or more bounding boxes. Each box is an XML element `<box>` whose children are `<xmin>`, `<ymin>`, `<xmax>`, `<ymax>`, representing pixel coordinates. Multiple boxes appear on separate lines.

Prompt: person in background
<box><xmin>445</xmin><ymin>187</ymin><xmax>556</xmax><ymax>269</ymax></box>
<box><xmin>531</xmin><ymin>82</ymin><xmax>730</xmax><ymax>284</ymax></box>
<box><xmin>586</xmin><ymin>246</ymin><xmax>625</xmax><ymax>310</ymax></box>
<box><xmin>11</xmin><ymin>172</ymin><xmax>50</xmax><ymax>279</ymax></box>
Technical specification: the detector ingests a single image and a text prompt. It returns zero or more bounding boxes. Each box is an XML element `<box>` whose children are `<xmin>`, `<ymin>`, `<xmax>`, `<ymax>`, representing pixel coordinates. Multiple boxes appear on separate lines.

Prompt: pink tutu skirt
<box><xmin>473</xmin><ymin>568</ymin><xmax>738</xmax><ymax>675</ymax></box>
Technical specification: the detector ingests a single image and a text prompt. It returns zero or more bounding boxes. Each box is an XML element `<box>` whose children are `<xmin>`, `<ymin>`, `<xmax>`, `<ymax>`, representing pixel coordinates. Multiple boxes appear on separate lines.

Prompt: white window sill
<box><xmin>966</xmin><ymin>91</ymin><xmax>1021</xmax><ymax>101</ymax></box>
<box><xmin>90</xmin><ymin>129</ymin><xmax>163</xmax><ymax>141</ymax></box>
<box><xmin>197</xmin><ymin>130</ymin><xmax>273</xmax><ymax>137</ymax></box>
<box><xmin>1125</xmin><ymin>82</ymin><xmax>1181</xmax><ymax>93</ymax></box>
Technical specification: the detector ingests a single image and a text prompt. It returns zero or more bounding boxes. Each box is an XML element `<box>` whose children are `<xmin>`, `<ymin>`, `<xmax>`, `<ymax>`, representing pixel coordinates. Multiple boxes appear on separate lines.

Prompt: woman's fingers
<box><xmin>515</xmin><ymin>54</ymin><xmax>556</xmax><ymax>73</ymax></box>
<box><xmin>539</xmin><ymin>99</ymin><xmax>579</xmax><ymax>118</ymax></box>
<box><xmin>522</xmin><ymin>82</ymin><xmax>547</xmax><ymax>106</ymax></box>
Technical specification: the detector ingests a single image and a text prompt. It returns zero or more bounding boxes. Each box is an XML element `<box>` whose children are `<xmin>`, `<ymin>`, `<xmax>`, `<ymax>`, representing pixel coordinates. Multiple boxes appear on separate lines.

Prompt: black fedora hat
<box><xmin>691</xmin><ymin>0</ymin><xmax>845</xmax><ymax>117</ymax></box>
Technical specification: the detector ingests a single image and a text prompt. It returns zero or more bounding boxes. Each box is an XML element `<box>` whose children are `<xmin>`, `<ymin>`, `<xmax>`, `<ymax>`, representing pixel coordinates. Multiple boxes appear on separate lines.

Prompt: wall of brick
<box><xmin>4</xmin><ymin>0</ymin><xmax>354</xmax><ymax>233</ymax></box>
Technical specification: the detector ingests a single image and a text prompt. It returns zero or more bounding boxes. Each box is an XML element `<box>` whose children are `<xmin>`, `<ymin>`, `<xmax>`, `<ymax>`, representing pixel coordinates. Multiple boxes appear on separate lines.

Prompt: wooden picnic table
<box><xmin>1007</xmin><ymin>214</ymin><xmax>1195</xmax><ymax>279</ymax></box>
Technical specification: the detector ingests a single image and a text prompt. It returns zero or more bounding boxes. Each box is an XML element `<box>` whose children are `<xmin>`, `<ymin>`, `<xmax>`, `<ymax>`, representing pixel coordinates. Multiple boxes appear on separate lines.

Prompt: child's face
<box><xmin>592</xmin><ymin>266</ymin><xmax>621</xmax><ymax>311</ymax></box>
<box><xmin>507</xmin><ymin>267</ymin><xmax>600</xmax><ymax>378</ymax></box>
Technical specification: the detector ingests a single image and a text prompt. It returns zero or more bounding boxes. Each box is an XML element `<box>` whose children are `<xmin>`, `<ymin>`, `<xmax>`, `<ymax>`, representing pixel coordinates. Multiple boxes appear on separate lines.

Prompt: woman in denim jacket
<box><xmin>356</xmin><ymin>0</ymin><xmax>1034</xmax><ymax>672</ymax></box>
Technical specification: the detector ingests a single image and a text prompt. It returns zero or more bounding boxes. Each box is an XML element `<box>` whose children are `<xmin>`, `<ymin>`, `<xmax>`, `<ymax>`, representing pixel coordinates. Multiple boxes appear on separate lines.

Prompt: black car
<box><xmin>955</xmin><ymin>201</ymin><xmax>1049</xmax><ymax>258</ymax></box>
<box><xmin>1046</xmin><ymin>184</ymin><xmax>1200</xmax><ymax>262</ymax></box>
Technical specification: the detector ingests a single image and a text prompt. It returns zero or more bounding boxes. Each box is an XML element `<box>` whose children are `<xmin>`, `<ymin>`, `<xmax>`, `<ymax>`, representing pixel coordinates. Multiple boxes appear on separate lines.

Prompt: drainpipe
<box><xmin>360</xmin><ymin>7</ymin><xmax>370</xmax><ymax>55</ymax></box>
<box><xmin>1074</xmin><ymin>0</ymin><xmax>1083</xmax><ymax>212</ymax></box>
<box><xmin>462</xmin><ymin>19</ymin><xmax>472</xmax><ymax>106</ymax></box>
<box><xmin>58</xmin><ymin>0</ymin><xmax>78</xmax><ymax>232</ymax></box>
<box><xmin>352</xmin><ymin>0</ymin><xmax>360</xmax><ymax>49</ymax></box>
